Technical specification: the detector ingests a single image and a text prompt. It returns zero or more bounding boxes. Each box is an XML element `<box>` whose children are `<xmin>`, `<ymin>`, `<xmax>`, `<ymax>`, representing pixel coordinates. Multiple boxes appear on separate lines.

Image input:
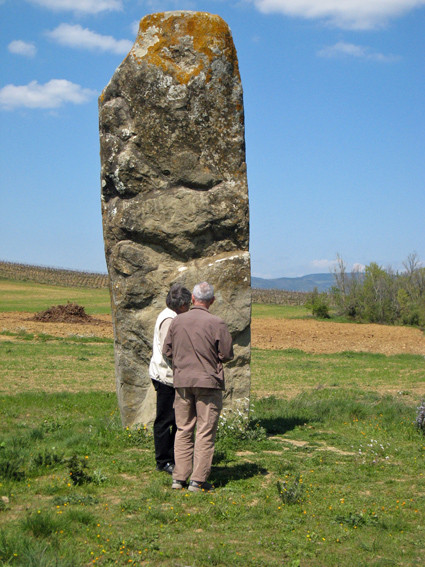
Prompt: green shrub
<box><xmin>276</xmin><ymin>475</ymin><xmax>304</xmax><ymax>504</ymax></box>
<box><xmin>32</xmin><ymin>450</ymin><xmax>63</xmax><ymax>470</ymax></box>
<box><xmin>66</xmin><ymin>455</ymin><xmax>92</xmax><ymax>486</ymax></box>
<box><xmin>305</xmin><ymin>288</ymin><xmax>330</xmax><ymax>319</ymax></box>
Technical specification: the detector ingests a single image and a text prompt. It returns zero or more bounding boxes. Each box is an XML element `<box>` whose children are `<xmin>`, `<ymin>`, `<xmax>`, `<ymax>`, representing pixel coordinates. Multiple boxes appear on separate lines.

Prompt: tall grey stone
<box><xmin>99</xmin><ymin>11</ymin><xmax>250</xmax><ymax>428</ymax></box>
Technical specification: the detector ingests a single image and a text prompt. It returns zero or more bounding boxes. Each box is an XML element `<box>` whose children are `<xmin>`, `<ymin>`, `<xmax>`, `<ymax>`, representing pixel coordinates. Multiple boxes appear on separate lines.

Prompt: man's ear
<box><xmin>210</xmin><ymin>296</ymin><xmax>215</xmax><ymax>306</ymax></box>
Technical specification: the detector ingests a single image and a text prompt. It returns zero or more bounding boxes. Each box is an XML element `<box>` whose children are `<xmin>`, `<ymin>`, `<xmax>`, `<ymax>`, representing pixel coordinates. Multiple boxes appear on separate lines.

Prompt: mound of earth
<box><xmin>32</xmin><ymin>303</ymin><xmax>94</xmax><ymax>324</ymax></box>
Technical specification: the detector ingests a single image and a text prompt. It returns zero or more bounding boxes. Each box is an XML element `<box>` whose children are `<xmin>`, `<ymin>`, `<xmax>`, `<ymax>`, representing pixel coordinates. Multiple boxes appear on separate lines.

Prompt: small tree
<box><xmin>399</xmin><ymin>252</ymin><xmax>425</xmax><ymax>326</ymax></box>
<box><xmin>331</xmin><ymin>255</ymin><xmax>363</xmax><ymax>319</ymax></box>
<box><xmin>402</xmin><ymin>252</ymin><xmax>425</xmax><ymax>300</ymax></box>
<box><xmin>306</xmin><ymin>287</ymin><xmax>330</xmax><ymax>319</ymax></box>
<box><xmin>359</xmin><ymin>263</ymin><xmax>399</xmax><ymax>324</ymax></box>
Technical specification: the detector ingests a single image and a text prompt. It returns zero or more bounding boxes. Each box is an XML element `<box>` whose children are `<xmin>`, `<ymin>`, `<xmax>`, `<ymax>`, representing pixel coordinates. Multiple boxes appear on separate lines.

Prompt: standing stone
<box><xmin>99</xmin><ymin>11</ymin><xmax>250</xmax><ymax>428</ymax></box>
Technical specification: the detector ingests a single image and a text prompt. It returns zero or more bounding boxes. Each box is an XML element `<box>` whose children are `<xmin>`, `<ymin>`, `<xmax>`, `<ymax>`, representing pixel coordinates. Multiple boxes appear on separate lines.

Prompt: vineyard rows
<box><xmin>0</xmin><ymin>261</ymin><xmax>109</xmax><ymax>289</ymax></box>
<box><xmin>0</xmin><ymin>261</ymin><xmax>309</xmax><ymax>303</ymax></box>
<box><xmin>252</xmin><ymin>288</ymin><xmax>308</xmax><ymax>305</ymax></box>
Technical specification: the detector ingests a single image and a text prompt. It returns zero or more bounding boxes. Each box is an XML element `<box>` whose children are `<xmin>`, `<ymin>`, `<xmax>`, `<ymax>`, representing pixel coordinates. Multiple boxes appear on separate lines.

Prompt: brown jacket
<box><xmin>163</xmin><ymin>305</ymin><xmax>234</xmax><ymax>389</ymax></box>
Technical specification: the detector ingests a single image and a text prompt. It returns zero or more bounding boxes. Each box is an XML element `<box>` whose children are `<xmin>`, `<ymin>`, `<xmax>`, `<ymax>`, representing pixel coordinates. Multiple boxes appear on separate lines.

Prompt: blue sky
<box><xmin>1</xmin><ymin>0</ymin><xmax>424</xmax><ymax>278</ymax></box>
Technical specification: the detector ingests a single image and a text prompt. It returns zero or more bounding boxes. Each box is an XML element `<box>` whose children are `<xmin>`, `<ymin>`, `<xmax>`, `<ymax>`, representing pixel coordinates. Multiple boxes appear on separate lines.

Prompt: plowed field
<box><xmin>1</xmin><ymin>311</ymin><xmax>424</xmax><ymax>355</ymax></box>
<box><xmin>252</xmin><ymin>318</ymin><xmax>425</xmax><ymax>355</ymax></box>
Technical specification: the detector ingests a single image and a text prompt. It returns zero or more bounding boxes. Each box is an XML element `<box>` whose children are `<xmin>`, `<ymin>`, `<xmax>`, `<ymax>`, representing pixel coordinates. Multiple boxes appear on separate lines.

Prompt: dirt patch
<box><xmin>271</xmin><ymin>437</ymin><xmax>308</xmax><ymax>447</ymax></box>
<box><xmin>252</xmin><ymin>318</ymin><xmax>425</xmax><ymax>355</ymax></box>
<box><xmin>1</xmin><ymin>311</ymin><xmax>424</xmax><ymax>355</ymax></box>
<box><xmin>0</xmin><ymin>311</ymin><xmax>113</xmax><ymax>339</ymax></box>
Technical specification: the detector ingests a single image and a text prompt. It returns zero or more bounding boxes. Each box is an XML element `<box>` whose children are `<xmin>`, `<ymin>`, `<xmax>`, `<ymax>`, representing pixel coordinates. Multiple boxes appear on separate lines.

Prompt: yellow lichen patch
<box><xmin>131</xmin><ymin>11</ymin><xmax>240</xmax><ymax>85</ymax></box>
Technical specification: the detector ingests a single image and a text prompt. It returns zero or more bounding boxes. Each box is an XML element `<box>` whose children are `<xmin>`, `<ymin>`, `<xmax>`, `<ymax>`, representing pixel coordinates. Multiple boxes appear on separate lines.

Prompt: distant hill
<box><xmin>252</xmin><ymin>273</ymin><xmax>335</xmax><ymax>292</ymax></box>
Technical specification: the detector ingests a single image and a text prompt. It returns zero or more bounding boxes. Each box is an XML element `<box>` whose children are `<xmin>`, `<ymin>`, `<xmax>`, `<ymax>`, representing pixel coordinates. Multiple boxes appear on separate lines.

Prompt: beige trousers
<box><xmin>173</xmin><ymin>387</ymin><xmax>223</xmax><ymax>483</ymax></box>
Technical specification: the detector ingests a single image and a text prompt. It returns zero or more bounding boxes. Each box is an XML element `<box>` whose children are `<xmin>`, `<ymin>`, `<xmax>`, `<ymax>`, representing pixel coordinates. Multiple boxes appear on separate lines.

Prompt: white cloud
<box><xmin>252</xmin><ymin>0</ymin><xmax>425</xmax><ymax>29</ymax></box>
<box><xmin>352</xmin><ymin>263</ymin><xmax>366</xmax><ymax>272</ymax></box>
<box><xmin>318</xmin><ymin>41</ymin><xmax>401</xmax><ymax>62</ymax></box>
<box><xmin>46</xmin><ymin>24</ymin><xmax>133</xmax><ymax>55</ymax></box>
<box><xmin>26</xmin><ymin>0</ymin><xmax>122</xmax><ymax>14</ymax></box>
<box><xmin>0</xmin><ymin>79</ymin><xmax>97</xmax><ymax>110</ymax></box>
<box><xmin>8</xmin><ymin>40</ymin><xmax>37</xmax><ymax>58</ymax></box>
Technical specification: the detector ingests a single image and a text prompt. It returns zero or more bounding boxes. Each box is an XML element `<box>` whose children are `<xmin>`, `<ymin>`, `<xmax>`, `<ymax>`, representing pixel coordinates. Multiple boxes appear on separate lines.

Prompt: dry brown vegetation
<box><xmin>33</xmin><ymin>303</ymin><xmax>96</xmax><ymax>323</ymax></box>
<box><xmin>0</xmin><ymin>260</ymin><xmax>109</xmax><ymax>288</ymax></box>
<box><xmin>252</xmin><ymin>288</ymin><xmax>308</xmax><ymax>305</ymax></box>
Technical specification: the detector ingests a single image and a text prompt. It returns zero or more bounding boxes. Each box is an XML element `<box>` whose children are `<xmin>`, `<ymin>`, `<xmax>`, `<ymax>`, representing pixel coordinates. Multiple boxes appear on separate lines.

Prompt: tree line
<box><xmin>309</xmin><ymin>253</ymin><xmax>425</xmax><ymax>327</ymax></box>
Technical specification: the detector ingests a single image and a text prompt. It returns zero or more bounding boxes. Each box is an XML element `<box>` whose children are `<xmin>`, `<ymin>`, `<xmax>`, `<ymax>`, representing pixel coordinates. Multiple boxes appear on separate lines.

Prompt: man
<box><xmin>163</xmin><ymin>281</ymin><xmax>234</xmax><ymax>492</ymax></box>
<box><xmin>149</xmin><ymin>284</ymin><xmax>191</xmax><ymax>474</ymax></box>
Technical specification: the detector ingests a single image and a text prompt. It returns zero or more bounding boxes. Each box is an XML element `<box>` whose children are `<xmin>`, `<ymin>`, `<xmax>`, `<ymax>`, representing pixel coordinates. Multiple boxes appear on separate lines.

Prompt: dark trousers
<box><xmin>152</xmin><ymin>380</ymin><xmax>177</xmax><ymax>467</ymax></box>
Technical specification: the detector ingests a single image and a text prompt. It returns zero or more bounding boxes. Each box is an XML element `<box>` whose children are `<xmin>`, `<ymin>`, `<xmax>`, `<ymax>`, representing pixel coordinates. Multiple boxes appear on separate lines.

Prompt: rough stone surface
<box><xmin>99</xmin><ymin>11</ymin><xmax>250</xmax><ymax>428</ymax></box>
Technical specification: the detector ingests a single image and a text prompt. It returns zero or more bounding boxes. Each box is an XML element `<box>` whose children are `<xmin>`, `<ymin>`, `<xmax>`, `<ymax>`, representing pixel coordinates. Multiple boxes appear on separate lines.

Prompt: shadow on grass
<box><xmin>252</xmin><ymin>395</ymin><xmax>317</xmax><ymax>436</ymax></box>
<box><xmin>258</xmin><ymin>416</ymin><xmax>311</xmax><ymax>436</ymax></box>
<box><xmin>212</xmin><ymin>462</ymin><xmax>268</xmax><ymax>487</ymax></box>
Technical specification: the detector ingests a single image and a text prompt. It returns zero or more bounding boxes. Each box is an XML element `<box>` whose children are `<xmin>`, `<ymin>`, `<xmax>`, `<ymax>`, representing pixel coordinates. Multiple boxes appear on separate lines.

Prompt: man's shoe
<box><xmin>171</xmin><ymin>479</ymin><xmax>188</xmax><ymax>490</ymax></box>
<box><xmin>156</xmin><ymin>463</ymin><xmax>174</xmax><ymax>475</ymax></box>
<box><xmin>188</xmin><ymin>480</ymin><xmax>215</xmax><ymax>493</ymax></box>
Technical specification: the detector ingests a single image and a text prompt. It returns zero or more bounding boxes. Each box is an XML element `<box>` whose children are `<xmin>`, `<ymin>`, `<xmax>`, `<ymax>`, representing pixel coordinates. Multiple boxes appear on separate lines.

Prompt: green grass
<box><xmin>1</xmin><ymin>278</ymin><xmax>424</xmax><ymax>565</ymax></box>
<box><xmin>0</xmin><ymin>279</ymin><xmax>351</xmax><ymax>322</ymax></box>
<box><xmin>0</xmin><ymin>337</ymin><xmax>114</xmax><ymax>396</ymax></box>
<box><xmin>252</xmin><ymin>302</ymin><xmax>348</xmax><ymax>322</ymax></box>
<box><xmin>252</xmin><ymin>302</ymin><xmax>355</xmax><ymax>323</ymax></box>
<box><xmin>252</xmin><ymin>303</ymin><xmax>310</xmax><ymax>319</ymax></box>
<box><xmin>0</xmin><ymin>280</ymin><xmax>307</xmax><ymax>319</ymax></box>
<box><xmin>2</xmin><ymin>282</ymin><xmax>307</xmax><ymax>319</ymax></box>
<box><xmin>0</xmin><ymin>279</ymin><xmax>111</xmax><ymax>314</ymax></box>
<box><xmin>252</xmin><ymin>348</ymin><xmax>425</xmax><ymax>401</ymax></box>
<box><xmin>1</xmin><ymin>339</ymin><xmax>424</xmax><ymax>566</ymax></box>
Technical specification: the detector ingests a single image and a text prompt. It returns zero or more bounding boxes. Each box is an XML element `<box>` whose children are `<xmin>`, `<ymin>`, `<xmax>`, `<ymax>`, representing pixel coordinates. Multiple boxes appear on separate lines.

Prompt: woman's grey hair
<box><xmin>166</xmin><ymin>284</ymin><xmax>192</xmax><ymax>311</ymax></box>
<box><xmin>192</xmin><ymin>282</ymin><xmax>214</xmax><ymax>302</ymax></box>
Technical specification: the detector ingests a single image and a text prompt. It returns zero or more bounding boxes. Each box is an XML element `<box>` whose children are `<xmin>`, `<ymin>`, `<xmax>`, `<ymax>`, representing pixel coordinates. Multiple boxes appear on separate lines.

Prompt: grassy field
<box><xmin>0</xmin><ymin>279</ymin><xmax>307</xmax><ymax>319</ymax></box>
<box><xmin>0</xmin><ymin>280</ymin><xmax>424</xmax><ymax>566</ymax></box>
<box><xmin>0</xmin><ymin>279</ymin><xmax>111</xmax><ymax>314</ymax></box>
<box><xmin>252</xmin><ymin>303</ymin><xmax>310</xmax><ymax>319</ymax></box>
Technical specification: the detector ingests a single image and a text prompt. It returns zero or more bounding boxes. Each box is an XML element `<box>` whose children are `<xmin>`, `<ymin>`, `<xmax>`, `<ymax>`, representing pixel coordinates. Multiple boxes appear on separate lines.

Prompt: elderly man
<box><xmin>163</xmin><ymin>282</ymin><xmax>234</xmax><ymax>492</ymax></box>
<box><xmin>149</xmin><ymin>284</ymin><xmax>192</xmax><ymax>474</ymax></box>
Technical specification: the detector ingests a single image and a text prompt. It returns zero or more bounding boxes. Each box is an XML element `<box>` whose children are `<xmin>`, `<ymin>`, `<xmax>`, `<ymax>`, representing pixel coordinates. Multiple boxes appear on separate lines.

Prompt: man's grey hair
<box><xmin>192</xmin><ymin>282</ymin><xmax>214</xmax><ymax>302</ymax></box>
<box><xmin>166</xmin><ymin>284</ymin><xmax>192</xmax><ymax>311</ymax></box>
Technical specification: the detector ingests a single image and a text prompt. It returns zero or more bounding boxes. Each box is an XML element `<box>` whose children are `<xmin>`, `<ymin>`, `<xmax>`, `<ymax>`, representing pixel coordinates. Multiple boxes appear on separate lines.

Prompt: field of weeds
<box><xmin>0</xmin><ymin>277</ymin><xmax>424</xmax><ymax>566</ymax></box>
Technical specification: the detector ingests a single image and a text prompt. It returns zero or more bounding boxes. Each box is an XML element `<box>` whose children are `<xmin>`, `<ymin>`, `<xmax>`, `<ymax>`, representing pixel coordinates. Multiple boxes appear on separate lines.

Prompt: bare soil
<box><xmin>1</xmin><ymin>310</ymin><xmax>424</xmax><ymax>355</ymax></box>
<box><xmin>0</xmin><ymin>311</ymin><xmax>112</xmax><ymax>339</ymax></box>
<box><xmin>252</xmin><ymin>318</ymin><xmax>425</xmax><ymax>355</ymax></box>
